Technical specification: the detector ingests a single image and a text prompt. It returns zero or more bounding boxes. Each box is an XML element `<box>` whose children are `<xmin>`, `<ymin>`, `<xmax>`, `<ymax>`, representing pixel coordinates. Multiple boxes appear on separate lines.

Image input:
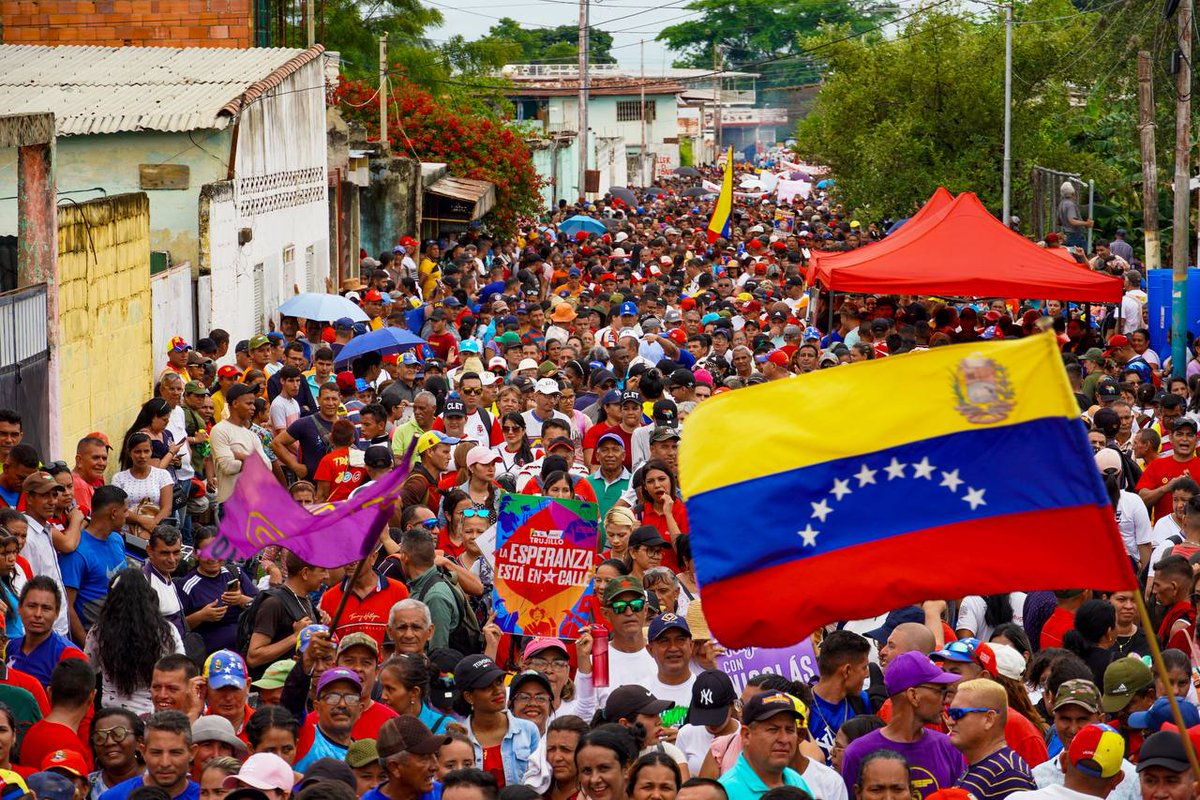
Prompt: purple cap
<box><xmin>596</xmin><ymin>431</ymin><xmax>626</xmax><ymax>449</ymax></box>
<box><xmin>316</xmin><ymin>666</ymin><xmax>362</xmax><ymax>695</ymax></box>
<box><xmin>883</xmin><ymin>651</ymin><xmax>960</xmax><ymax>696</ymax></box>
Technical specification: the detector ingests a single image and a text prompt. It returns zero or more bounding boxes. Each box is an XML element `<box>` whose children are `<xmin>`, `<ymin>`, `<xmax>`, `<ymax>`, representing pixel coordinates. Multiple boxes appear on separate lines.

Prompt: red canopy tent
<box><xmin>806</xmin><ymin>191</ymin><xmax>1122</xmax><ymax>302</ymax></box>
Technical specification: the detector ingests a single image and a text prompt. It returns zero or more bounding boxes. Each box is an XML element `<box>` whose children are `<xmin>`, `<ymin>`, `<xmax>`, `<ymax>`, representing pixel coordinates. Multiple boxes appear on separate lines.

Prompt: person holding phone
<box><xmin>177</xmin><ymin>526</ymin><xmax>259</xmax><ymax>655</ymax></box>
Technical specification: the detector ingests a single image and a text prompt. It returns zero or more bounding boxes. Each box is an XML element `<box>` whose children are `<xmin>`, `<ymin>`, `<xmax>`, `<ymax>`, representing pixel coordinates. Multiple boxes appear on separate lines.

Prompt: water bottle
<box><xmin>592</xmin><ymin>624</ymin><xmax>610</xmax><ymax>688</ymax></box>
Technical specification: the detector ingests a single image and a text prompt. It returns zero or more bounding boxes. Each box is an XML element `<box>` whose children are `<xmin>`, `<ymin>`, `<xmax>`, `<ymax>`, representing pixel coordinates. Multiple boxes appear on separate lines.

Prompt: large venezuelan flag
<box><xmin>706</xmin><ymin>147</ymin><xmax>734</xmax><ymax>243</ymax></box>
<box><xmin>679</xmin><ymin>334</ymin><xmax>1135</xmax><ymax>648</ymax></box>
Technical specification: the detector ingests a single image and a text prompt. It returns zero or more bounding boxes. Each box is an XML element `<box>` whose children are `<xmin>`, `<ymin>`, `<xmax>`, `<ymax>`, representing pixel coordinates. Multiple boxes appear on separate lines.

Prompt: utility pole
<box><xmin>1138</xmin><ymin>51</ymin><xmax>1160</xmax><ymax>271</ymax></box>
<box><xmin>640</xmin><ymin>39</ymin><xmax>647</xmax><ymax>187</ymax></box>
<box><xmin>379</xmin><ymin>32</ymin><xmax>389</xmax><ymax>148</ymax></box>
<box><xmin>712</xmin><ymin>44</ymin><xmax>722</xmax><ymax>152</ymax></box>
<box><xmin>577</xmin><ymin>0</ymin><xmax>589</xmax><ymax>200</ymax></box>
<box><xmin>1001</xmin><ymin>1</ymin><xmax>1013</xmax><ymax>227</ymax></box>
<box><xmin>306</xmin><ymin>0</ymin><xmax>315</xmax><ymax>47</ymax></box>
<box><xmin>1172</xmin><ymin>0</ymin><xmax>1191</xmax><ymax>377</ymax></box>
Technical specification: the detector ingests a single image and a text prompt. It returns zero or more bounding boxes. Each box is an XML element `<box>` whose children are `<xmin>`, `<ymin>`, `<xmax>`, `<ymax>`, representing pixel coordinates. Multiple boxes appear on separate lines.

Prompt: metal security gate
<box><xmin>0</xmin><ymin>284</ymin><xmax>49</xmax><ymax>456</ymax></box>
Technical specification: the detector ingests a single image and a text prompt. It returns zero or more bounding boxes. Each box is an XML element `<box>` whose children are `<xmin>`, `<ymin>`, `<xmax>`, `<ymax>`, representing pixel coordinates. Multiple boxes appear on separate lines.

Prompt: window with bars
<box><xmin>616</xmin><ymin>100</ymin><xmax>655</xmax><ymax>122</ymax></box>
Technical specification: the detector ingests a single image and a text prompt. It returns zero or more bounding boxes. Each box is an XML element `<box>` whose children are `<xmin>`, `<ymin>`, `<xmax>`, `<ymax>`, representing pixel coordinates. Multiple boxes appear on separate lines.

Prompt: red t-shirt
<box><xmin>1040</xmin><ymin>607</ymin><xmax>1075</xmax><ymax>650</ymax></box>
<box><xmin>19</xmin><ymin>719</ymin><xmax>93</xmax><ymax>772</ymax></box>
<box><xmin>637</xmin><ymin>500</ymin><xmax>688</xmax><ymax>572</ymax></box>
<box><xmin>427</xmin><ymin>332</ymin><xmax>458</xmax><ymax>362</ymax></box>
<box><xmin>317</xmin><ymin>576</ymin><xmax>409</xmax><ymax>649</ymax></box>
<box><xmin>1007</xmin><ymin>709</ymin><xmax>1050</xmax><ymax>767</ymax></box>
<box><xmin>312</xmin><ymin>448</ymin><xmax>367</xmax><ymax>502</ymax></box>
<box><xmin>482</xmin><ymin>744</ymin><xmax>506</xmax><ymax>788</ymax></box>
<box><xmin>2</xmin><ymin>668</ymin><xmax>49</xmax><ymax>715</ymax></box>
<box><xmin>1136</xmin><ymin>455</ymin><xmax>1198</xmax><ymax>521</ymax></box>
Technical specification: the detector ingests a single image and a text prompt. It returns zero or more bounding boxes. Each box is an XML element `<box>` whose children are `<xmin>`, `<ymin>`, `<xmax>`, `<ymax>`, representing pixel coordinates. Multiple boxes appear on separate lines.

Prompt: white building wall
<box><xmin>209</xmin><ymin>59</ymin><xmax>330</xmax><ymax>342</ymax></box>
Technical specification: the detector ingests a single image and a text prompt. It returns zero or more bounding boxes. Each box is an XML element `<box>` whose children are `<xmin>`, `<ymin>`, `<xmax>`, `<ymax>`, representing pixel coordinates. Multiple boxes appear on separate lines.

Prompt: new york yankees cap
<box><xmin>686</xmin><ymin>669</ymin><xmax>737</xmax><ymax>727</ymax></box>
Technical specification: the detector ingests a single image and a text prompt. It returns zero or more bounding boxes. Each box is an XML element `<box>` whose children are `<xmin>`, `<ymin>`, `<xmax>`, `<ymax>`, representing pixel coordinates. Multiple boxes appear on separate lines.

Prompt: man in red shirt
<box><xmin>19</xmin><ymin>657</ymin><xmax>94</xmax><ymax>772</ymax></box>
<box><xmin>426</xmin><ymin>309</ymin><xmax>459</xmax><ymax>364</ymax></box>
<box><xmin>1040</xmin><ymin>589</ymin><xmax>1091</xmax><ymax>650</ymax></box>
<box><xmin>71</xmin><ymin>434</ymin><xmax>109</xmax><ymax>517</ymax></box>
<box><xmin>1138</xmin><ymin>418</ymin><xmax>1198</xmax><ymax>521</ymax></box>
<box><xmin>320</xmin><ymin>633</ymin><xmax>397</xmax><ymax>739</ymax></box>
<box><xmin>318</xmin><ymin>551</ymin><xmax>409</xmax><ymax>648</ymax></box>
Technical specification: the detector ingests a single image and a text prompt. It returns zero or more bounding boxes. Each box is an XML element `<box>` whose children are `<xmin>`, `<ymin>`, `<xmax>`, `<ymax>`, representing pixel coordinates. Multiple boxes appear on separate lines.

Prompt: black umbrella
<box><xmin>610</xmin><ymin>187</ymin><xmax>637</xmax><ymax>205</ymax></box>
<box><xmin>674</xmin><ymin>167</ymin><xmax>701</xmax><ymax>177</ymax></box>
<box><xmin>643</xmin><ymin>187</ymin><xmax>668</xmax><ymax>199</ymax></box>
<box><xmin>681</xmin><ymin>187</ymin><xmax>715</xmax><ymax>198</ymax></box>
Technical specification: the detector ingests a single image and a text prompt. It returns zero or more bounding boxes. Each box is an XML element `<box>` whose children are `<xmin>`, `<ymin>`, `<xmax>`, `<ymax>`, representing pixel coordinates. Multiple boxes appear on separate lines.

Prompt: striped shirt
<box><xmin>957</xmin><ymin>746</ymin><xmax>1037</xmax><ymax>800</ymax></box>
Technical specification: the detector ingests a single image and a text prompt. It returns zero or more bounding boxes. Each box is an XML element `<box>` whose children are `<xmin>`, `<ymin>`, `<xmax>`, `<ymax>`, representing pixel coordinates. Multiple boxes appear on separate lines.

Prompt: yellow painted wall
<box><xmin>57</xmin><ymin>193</ymin><xmax>153</xmax><ymax>458</ymax></box>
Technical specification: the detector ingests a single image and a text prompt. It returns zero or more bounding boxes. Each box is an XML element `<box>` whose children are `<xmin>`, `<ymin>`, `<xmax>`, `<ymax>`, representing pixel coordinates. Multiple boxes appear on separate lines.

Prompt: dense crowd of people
<box><xmin>0</xmin><ymin>161</ymin><xmax>1194</xmax><ymax>800</ymax></box>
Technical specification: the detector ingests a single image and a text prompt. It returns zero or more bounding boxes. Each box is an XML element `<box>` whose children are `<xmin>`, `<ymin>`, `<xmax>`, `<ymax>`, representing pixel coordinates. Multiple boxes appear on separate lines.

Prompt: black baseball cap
<box><xmin>629</xmin><ymin>525</ymin><xmax>667</xmax><ymax>549</ymax></box>
<box><xmin>225</xmin><ymin>383</ymin><xmax>259</xmax><ymax>404</ymax></box>
<box><xmin>743</xmin><ymin>691</ymin><xmax>805</xmax><ymax>725</ymax></box>
<box><xmin>604</xmin><ymin>685</ymin><xmax>673</xmax><ymax>722</ymax></box>
<box><xmin>364</xmin><ymin>445</ymin><xmax>393</xmax><ymax>469</ymax></box>
<box><xmin>510</xmin><ymin>670</ymin><xmax>554</xmax><ymax>698</ymax></box>
<box><xmin>1137</xmin><ymin>731</ymin><xmax>1191</xmax><ymax>773</ymax></box>
<box><xmin>670</xmin><ymin>369</ymin><xmax>696</xmax><ymax>388</ymax></box>
<box><xmin>687</xmin><ymin>669</ymin><xmax>738</xmax><ymax>726</ymax></box>
<box><xmin>444</xmin><ymin>397</ymin><xmax>467</xmax><ymax>418</ymax></box>
<box><xmin>453</xmin><ymin>655</ymin><xmax>504</xmax><ymax>691</ymax></box>
<box><xmin>621</xmin><ymin>390</ymin><xmax>642</xmax><ymax>406</ymax></box>
<box><xmin>652</xmin><ymin>399</ymin><xmax>678</xmax><ymax>425</ymax></box>
<box><xmin>1173</xmin><ymin>417</ymin><xmax>1199</xmax><ymax>433</ymax></box>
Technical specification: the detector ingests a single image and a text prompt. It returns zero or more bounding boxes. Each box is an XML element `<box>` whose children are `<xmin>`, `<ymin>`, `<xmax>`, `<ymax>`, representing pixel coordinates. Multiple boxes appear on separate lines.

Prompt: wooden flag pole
<box><xmin>1133</xmin><ymin>590</ymin><xmax>1200</xmax><ymax>775</ymax></box>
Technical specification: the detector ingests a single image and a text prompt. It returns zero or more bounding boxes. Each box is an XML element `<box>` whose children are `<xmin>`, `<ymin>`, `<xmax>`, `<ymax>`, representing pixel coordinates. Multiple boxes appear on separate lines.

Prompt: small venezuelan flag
<box><xmin>679</xmin><ymin>334</ymin><xmax>1135</xmax><ymax>648</ymax></box>
<box><xmin>706</xmin><ymin>147</ymin><xmax>734</xmax><ymax>243</ymax></box>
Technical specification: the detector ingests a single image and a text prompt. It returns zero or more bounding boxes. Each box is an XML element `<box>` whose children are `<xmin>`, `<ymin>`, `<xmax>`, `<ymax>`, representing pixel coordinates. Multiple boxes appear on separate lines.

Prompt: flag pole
<box><xmin>1133</xmin><ymin>590</ymin><xmax>1200</xmax><ymax>775</ymax></box>
<box><xmin>327</xmin><ymin>530</ymin><xmax>387</xmax><ymax>633</ymax></box>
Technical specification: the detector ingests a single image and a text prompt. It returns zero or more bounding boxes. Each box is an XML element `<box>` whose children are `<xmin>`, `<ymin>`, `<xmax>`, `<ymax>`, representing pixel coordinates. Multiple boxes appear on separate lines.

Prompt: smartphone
<box><xmin>226</xmin><ymin>578</ymin><xmax>239</xmax><ymax>592</ymax></box>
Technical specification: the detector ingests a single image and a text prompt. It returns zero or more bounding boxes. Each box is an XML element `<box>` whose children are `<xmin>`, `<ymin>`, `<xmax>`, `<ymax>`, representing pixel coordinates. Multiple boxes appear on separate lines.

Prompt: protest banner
<box><xmin>773</xmin><ymin>209</ymin><xmax>795</xmax><ymax>233</ymax></box>
<box><xmin>715</xmin><ymin>639</ymin><xmax>819</xmax><ymax>694</ymax></box>
<box><xmin>493</xmin><ymin>493</ymin><xmax>599</xmax><ymax>639</ymax></box>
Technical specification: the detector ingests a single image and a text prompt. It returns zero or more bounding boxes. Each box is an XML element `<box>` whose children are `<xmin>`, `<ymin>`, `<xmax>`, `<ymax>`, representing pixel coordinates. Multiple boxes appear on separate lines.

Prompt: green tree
<box><xmin>474</xmin><ymin>18</ymin><xmax>616</xmax><ymax>64</ymax></box>
<box><xmin>657</xmin><ymin>0</ymin><xmax>886</xmax><ymax>87</ymax></box>
<box><xmin>792</xmin><ymin>0</ymin><xmax>1153</xmax><ymax>226</ymax></box>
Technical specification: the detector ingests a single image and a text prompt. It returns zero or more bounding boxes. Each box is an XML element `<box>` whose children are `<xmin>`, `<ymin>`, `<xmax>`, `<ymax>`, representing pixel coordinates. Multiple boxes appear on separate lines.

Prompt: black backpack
<box><xmin>236</xmin><ymin>586</ymin><xmax>308</xmax><ymax>657</ymax></box>
<box><xmin>414</xmin><ymin>571</ymin><xmax>486</xmax><ymax>655</ymax></box>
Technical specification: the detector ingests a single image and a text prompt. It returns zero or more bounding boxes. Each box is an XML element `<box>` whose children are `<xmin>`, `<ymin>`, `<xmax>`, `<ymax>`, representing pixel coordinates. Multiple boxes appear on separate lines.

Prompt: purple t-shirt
<box><xmin>956</xmin><ymin>747</ymin><xmax>1036</xmax><ymax>800</ymax></box>
<box><xmin>841</xmin><ymin>728</ymin><xmax>967</xmax><ymax>800</ymax></box>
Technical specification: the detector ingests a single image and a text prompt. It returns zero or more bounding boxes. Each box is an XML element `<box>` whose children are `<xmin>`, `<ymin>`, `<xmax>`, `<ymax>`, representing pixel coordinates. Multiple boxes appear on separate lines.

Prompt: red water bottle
<box><xmin>592</xmin><ymin>624</ymin><xmax>610</xmax><ymax>688</ymax></box>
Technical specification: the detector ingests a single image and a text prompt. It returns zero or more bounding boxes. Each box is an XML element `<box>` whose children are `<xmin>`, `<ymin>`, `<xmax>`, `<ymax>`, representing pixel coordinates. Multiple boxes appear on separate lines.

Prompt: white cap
<box><xmin>535</xmin><ymin>378</ymin><xmax>561</xmax><ymax>395</ymax></box>
<box><xmin>1095</xmin><ymin>447</ymin><xmax>1122</xmax><ymax>475</ymax></box>
<box><xmin>612</xmin><ymin>248</ymin><xmax>628</xmax><ymax>258</ymax></box>
<box><xmin>517</xmin><ymin>358</ymin><xmax>539</xmax><ymax>371</ymax></box>
<box><xmin>488</xmin><ymin>356</ymin><xmax>507</xmax><ymax>369</ymax></box>
<box><xmin>615</xmin><ymin>231</ymin><xmax>629</xmax><ymax>243</ymax></box>
<box><xmin>479</xmin><ymin>372</ymin><xmax>499</xmax><ymax>387</ymax></box>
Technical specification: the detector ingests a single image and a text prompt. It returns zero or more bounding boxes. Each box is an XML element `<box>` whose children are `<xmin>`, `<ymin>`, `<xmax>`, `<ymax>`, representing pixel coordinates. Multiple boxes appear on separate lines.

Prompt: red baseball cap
<box><xmin>217</xmin><ymin>365</ymin><xmax>241</xmax><ymax>379</ymax></box>
<box><xmin>363</xmin><ymin>289</ymin><xmax>383</xmax><ymax>302</ymax></box>
<box><xmin>84</xmin><ymin>431</ymin><xmax>112</xmax><ymax>449</ymax></box>
<box><xmin>42</xmin><ymin>749</ymin><xmax>88</xmax><ymax>778</ymax></box>
<box><xmin>335</xmin><ymin>371</ymin><xmax>356</xmax><ymax>391</ymax></box>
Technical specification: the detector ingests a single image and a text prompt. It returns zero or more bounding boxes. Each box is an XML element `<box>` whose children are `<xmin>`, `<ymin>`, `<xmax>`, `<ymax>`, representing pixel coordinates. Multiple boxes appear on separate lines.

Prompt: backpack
<box><xmin>414</xmin><ymin>570</ymin><xmax>486</xmax><ymax>655</ymax></box>
<box><xmin>236</xmin><ymin>585</ymin><xmax>308</xmax><ymax>657</ymax></box>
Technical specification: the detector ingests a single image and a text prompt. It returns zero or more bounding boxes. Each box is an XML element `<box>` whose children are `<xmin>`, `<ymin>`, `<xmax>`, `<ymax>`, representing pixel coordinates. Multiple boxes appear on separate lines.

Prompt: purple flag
<box><xmin>202</xmin><ymin>451</ymin><xmax>410</xmax><ymax>567</ymax></box>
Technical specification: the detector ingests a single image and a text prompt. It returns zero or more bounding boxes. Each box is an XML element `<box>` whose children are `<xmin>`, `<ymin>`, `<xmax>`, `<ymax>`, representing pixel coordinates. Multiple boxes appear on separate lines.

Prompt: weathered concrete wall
<box><xmin>57</xmin><ymin>192</ymin><xmax>153</xmax><ymax>453</ymax></box>
<box><xmin>360</xmin><ymin>156</ymin><xmax>420</xmax><ymax>257</ymax></box>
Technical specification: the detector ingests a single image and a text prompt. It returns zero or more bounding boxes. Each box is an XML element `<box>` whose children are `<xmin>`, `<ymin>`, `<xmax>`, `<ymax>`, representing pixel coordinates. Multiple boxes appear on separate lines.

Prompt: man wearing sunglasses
<box><xmin>600</xmin><ymin>575</ymin><xmax>657</xmax><ymax>700</ymax></box>
<box><xmin>948</xmin><ymin>679</ymin><xmax>1035</xmax><ymax>800</ymax></box>
<box><xmin>840</xmin><ymin>651</ymin><xmax>963</xmax><ymax>799</ymax></box>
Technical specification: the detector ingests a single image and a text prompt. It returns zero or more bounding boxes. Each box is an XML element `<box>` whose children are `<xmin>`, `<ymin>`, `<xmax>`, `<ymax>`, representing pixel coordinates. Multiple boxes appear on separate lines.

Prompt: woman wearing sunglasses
<box><xmin>493</xmin><ymin>412</ymin><xmax>535</xmax><ymax>476</ymax></box>
<box><xmin>89</xmin><ymin>708</ymin><xmax>145</xmax><ymax>800</ymax></box>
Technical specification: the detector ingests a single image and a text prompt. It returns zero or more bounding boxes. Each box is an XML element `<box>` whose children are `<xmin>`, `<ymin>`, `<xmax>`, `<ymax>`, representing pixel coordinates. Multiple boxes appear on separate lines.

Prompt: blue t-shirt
<box><xmin>807</xmin><ymin>688</ymin><xmax>868</xmax><ymax>754</ymax></box>
<box><xmin>59</xmin><ymin>529</ymin><xmax>126</xmax><ymax>626</ymax></box>
<box><xmin>362</xmin><ymin>780</ymin><xmax>442</xmax><ymax>800</ymax></box>
<box><xmin>295</xmin><ymin>726</ymin><xmax>350</xmax><ymax>772</ymax></box>
<box><xmin>0</xmin><ymin>486</ymin><xmax>18</xmax><ymax>508</ymax></box>
<box><xmin>176</xmin><ymin>567</ymin><xmax>258</xmax><ymax>655</ymax></box>
<box><xmin>100</xmin><ymin>775</ymin><xmax>200</xmax><ymax>800</ymax></box>
<box><xmin>420</xmin><ymin>703</ymin><xmax>452</xmax><ymax>734</ymax></box>
<box><xmin>720</xmin><ymin>754</ymin><xmax>811</xmax><ymax>800</ymax></box>
<box><xmin>9</xmin><ymin>633</ymin><xmax>84</xmax><ymax>686</ymax></box>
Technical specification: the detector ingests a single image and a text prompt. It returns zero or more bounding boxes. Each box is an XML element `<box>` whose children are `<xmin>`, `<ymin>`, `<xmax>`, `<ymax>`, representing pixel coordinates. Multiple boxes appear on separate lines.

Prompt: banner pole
<box><xmin>328</xmin><ymin>531</ymin><xmax>385</xmax><ymax>634</ymax></box>
<box><xmin>1133</xmin><ymin>590</ymin><xmax>1200</xmax><ymax>775</ymax></box>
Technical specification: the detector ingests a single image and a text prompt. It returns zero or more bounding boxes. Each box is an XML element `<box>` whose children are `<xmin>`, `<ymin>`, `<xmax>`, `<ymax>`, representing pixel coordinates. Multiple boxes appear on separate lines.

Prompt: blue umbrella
<box><xmin>816</xmin><ymin>178</ymin><xmax>836</xmax><ymax>189</ymax></box>
<box><xmin>886</xmin><ymin>217</ymin><xmax>910</xmax><ymax>235</ymax></box>
<box><xmin>560</xmin><ymin>215</ymin><xmax>607</xmax><ymax>237</ymax></box>
<box><xmin>279</xmin><ymin>292</ymin><xmax>368</xmax><ymax>322</ymax></box>
<box><xmin>334</xmin><ymin>327</ymin><xmax>426</xmax><ymax>367</ymax></box>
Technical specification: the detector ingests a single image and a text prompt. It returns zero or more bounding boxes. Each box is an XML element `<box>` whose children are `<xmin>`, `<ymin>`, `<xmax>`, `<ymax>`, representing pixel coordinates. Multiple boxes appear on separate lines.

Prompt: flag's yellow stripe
<box><xmin>707</xmin><ymin>147</ymin><xmax>734</xmax><ymax>238</ymax></box>
<box><xmin>679</xmin><ymin>333</ymin><xmax>1078</xmax><ymax>497</ymax></box>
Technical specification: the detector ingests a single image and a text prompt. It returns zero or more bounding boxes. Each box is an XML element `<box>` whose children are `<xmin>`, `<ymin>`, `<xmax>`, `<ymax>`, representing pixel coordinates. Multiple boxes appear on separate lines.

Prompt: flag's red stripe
<box><xmin>700</xmin><ymin>504</ymin><xmax>1135</xmax><ymax>648</ymax></box>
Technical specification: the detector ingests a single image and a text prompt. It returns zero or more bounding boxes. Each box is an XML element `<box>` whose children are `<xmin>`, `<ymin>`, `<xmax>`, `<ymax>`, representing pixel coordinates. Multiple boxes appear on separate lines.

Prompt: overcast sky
<box><xmin>427</xmin><ymin>0</ymin><xmax>690</xmax><ymax>73</ymax></box>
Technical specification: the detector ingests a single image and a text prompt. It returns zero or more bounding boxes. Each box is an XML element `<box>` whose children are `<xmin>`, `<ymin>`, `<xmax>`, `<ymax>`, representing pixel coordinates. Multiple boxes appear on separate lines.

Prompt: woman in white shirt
<box><xmin>112</xmin><ymin>432</ymin><xmax>175</xmax><ymax>538</ymax></box>
<box><xmin>84</xmin><ymin>567</ymin><xmax>184</xmax><ymax>716</ymax></box>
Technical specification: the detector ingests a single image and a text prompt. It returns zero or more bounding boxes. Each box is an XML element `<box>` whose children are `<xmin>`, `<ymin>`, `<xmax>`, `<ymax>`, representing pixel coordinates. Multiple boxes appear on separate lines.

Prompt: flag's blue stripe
<box><xmin>687</xmin><ymin>416</ymin><xmax>1107</xmax><ymax>586</ymax></box>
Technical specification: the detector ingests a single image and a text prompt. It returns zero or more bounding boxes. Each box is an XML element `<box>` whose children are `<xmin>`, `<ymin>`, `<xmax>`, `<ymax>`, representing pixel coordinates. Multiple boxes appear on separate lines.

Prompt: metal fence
<box><xmin>0</xmin><ymin>283</ymin><xmax>49</xmax><ymax>456</ymax></box>
<box><xmin>1030</xmin><ymin>166</ymin><xmax>1093</xmax><ymax>250</ymax></box>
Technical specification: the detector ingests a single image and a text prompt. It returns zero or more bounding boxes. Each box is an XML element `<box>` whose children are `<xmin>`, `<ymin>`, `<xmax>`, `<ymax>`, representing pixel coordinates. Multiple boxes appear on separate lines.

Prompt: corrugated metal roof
<box><xmin>425</xmin><ymin>176</ymin><xmax>496</xmax><ymax>219</ymax></box>
<box><xmin>0</xmin><ymin>44</ymin><xmax>324</xmax><ymax>136</ymax></box>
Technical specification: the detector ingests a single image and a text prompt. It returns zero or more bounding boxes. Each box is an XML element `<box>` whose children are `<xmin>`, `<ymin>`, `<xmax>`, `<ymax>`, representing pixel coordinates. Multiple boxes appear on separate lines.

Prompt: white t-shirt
<box><xmin>167</xmin><ymin>406</ymin><xmax>193</xmax><ymax>480</ymax></box>
<box><xmin>1115</xmin><ymin>490</ymin><xmax>1153</xmax><ymax>559</ymax></box>
<box><xmin>802</xmin><ymin>757</ymin><xmax>849</xmax><ymax>800</ymax></box>
<box><xmin>462</xmin><ymin>410</ymin><xmax>491</xmax><ymax>447</ymax></box>
<box><xmin>955</xmin><ymin>593</ymin><xmax>1026</xmax><ymax>641</ymax></box>
<box><xmin>521</xmin><ymin>409</ymin><xmax>572</xmax><ymax>446</ymax></box>
<box><xmin>648</xmin><ymin>673</ymin><xmax>695</xmax><ymax>710</ymax></box>
<box><xmin>113</xmin><ymin>467</ymin><xmax>175</xmax><ymax>511</ymax></box>
<box><xmin>677</xmin><ymin>723</ymin><xmax>720</xmax><ymax>774</ymax></box>
<box><xmin>270</xmin><ymin>394</ymin><xmax>301</xmax><ymax>432</ymax></box>
<box><xmin>601</xmin><ymin>646</ymin><xmax>658</xmax><ymax>704</ymax></box>
<box><xmin>1152</xmin><ymin>513</ymin><xmax>1183</xmax><ymax>545</ymax></box>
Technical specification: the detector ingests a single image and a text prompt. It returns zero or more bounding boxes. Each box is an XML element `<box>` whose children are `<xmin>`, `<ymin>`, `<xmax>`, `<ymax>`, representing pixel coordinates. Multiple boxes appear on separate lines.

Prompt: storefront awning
<box><xmin>424</xmin><ymin>176</ymin><xmax>496</xmax><ymax>223</ymax></box>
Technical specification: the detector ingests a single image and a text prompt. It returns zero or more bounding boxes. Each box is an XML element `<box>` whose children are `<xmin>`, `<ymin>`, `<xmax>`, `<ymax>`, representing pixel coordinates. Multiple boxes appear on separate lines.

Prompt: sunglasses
<box><xmin>462</xmin><ymin>508</ymin><xmax>490</xmax><ymax>519</ymax></box>
<box><xmin>502</xmin><ymin>425</ymin><xmax>522</xmax><ymax>433</ymax></box>
<box><xmin>418</xmin><ymin>518</ymin><xmax>438</xmax><ymax>531</ymax></box>
<box><xmin>461</xmin><ymin>388</ymin><xmax>482</xmax><ymax>396</ymax></box>
<box><xmin>609</xmin><ymin>597</ymin><xmax>646</xmax><ymax>614</ymax></box>
<box><xmin>945</xmin><ymin>706</ymin><xmax>994</xmax><ymax>721</ymax></box>
<box><xmin>92</xmin><ymin>726</ymin><xmax>131</xmax><ymax>745</ymax></box>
